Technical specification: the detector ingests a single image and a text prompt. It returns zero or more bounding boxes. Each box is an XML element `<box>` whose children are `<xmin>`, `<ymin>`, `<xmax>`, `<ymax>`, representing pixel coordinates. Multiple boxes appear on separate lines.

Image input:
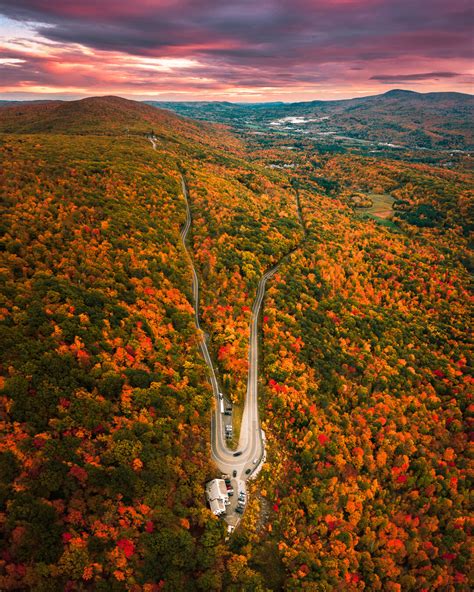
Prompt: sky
<box><xmin>0</xmin><ymin>0</ymin><xmax>472</xmax><ymax>102</ymax></box>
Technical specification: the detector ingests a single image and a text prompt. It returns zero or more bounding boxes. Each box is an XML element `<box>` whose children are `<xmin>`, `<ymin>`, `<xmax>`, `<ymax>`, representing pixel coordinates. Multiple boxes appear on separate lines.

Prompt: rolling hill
<box><xmin>0</xmin><ymin>95</ymin><xmax>240</xmax><ymax>152</ymax></box>
<box><xmin>150</xmin><ymin>89</ymin><xmax>474</xmax><ymax>150</ymax></box>
<box><xmin>0</xmin><ymin>96</ymin><xmax>181</xmax><ymax>133</ymax></box>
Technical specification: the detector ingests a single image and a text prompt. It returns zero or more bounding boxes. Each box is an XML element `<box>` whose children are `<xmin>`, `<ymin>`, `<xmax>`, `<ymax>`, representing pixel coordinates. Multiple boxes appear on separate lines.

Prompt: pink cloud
<box><xmin>0</xmin><ymin>0</ymin><xmax>472</xmax><ymax>100</ymax></box>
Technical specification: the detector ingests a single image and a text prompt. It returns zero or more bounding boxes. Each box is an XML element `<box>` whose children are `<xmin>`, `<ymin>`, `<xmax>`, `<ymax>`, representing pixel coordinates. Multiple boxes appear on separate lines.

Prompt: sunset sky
<box><xmin>0</xmin><ymin>0</ymin><xmax>472</xmax><ymax>102</ymax></box>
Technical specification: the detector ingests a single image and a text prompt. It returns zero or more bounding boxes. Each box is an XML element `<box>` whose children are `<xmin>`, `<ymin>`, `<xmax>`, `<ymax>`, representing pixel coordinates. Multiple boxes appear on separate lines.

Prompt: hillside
<box><xmin>0</xmin><ymin>96</ymin><xmax>240</xmax><ymax>153</ymax></box>
<box><xmin>0</xmin><ymin>97</ymin><xmax>304</xmax><ymax>590</ymax></box>
<box><xmin>0</xmin><ymin>96</ymin><xmax>179</xmax><ymax>133</ymax></box>
<box><xmin>0</xmin><ymin>96</ymin><xmax>472</xmax><ymax>590</ymax></box>
<box><xmin>151</xmin><ymin>89</ymin><xmax>474</xmax><ymax>150</ymax></box>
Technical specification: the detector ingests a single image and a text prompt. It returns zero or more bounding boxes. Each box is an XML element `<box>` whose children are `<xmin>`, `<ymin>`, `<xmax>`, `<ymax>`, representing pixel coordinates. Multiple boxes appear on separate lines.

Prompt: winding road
<box><xmin>180</xmin><ymin>176</ymin><xmax>271</xmax><ymax>481</ymax></box>
<box><xmin>149</xmin><ymin>135</ymin><xmax>304</xmax><ymax>523</ymax></box>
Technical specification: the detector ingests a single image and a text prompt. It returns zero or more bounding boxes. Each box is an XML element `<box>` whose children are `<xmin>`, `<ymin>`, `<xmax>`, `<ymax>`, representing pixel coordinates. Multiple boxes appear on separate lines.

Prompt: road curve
<box><xmin>179</xmin><ymin>176</ymin><xmax>264</xmax><ymax>479</ymax></box>
<box><xmin>181</xmin><ymin>177</ymin><xmax>258</xmax><ymax>477</ymax></box>
<box><xmin>179</xmin><ymin>174</ymin><xmax>298</xmax><ymax>482</ymax></box>
<box><xmin>149</xmin><ymin>135</ymin><xmax>302</xmax><ymax>521</ymax></box>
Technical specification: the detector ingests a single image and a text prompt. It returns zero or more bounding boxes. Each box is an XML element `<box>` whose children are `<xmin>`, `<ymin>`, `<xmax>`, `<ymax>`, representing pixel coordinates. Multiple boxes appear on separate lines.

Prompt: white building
<box><xmin>206</xmin><ymin>479</ymin><xmax>229</xmax><ymax>516</ymax></box>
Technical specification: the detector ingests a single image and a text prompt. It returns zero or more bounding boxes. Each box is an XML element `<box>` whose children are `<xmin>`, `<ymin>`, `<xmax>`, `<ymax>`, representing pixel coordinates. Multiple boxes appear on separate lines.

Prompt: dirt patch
<box><xmin>363</xmin><ymin>193</ymin><xmax>395</xmax><ymax>219</ymax></box>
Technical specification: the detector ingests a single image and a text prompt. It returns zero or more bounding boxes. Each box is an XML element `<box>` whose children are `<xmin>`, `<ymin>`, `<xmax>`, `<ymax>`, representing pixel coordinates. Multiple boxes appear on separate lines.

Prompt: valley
<box><xmin>152</xmin><ymin>90</ymin><xmax>474</xmax><ymax>165</ymax></box>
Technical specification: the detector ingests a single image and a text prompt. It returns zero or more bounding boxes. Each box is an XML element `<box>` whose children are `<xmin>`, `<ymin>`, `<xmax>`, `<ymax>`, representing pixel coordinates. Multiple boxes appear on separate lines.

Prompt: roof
<box><xmin>206</xmin><ymin>479</ymin><xmax>228</xmax><ymax>501</ymax></box>
<box><xmin>206</xmin><ymin>479</ymin><xmax>229</xmax><ymax>516</ymax></box>
<box><xmin>209</xmin><ymin>498</ymin><xmax>226</xmax><ymax>515</ymax></box>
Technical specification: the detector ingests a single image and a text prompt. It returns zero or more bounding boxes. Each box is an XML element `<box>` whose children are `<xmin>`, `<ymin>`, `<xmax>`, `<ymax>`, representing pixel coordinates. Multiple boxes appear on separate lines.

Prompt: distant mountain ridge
<box><xmin>1</xmin><ymin>91</ymin><xmax>472</xmax><ymax>150</ymax></box>
<box><xmin>146</xmin><ymin>88</ymin><xmax>473</xmax><ymax>110</ymax></box>
<box><xmin>148</xmin><ymin>89</ymin><xmax>474</xmax><ymax>150</ymax></box>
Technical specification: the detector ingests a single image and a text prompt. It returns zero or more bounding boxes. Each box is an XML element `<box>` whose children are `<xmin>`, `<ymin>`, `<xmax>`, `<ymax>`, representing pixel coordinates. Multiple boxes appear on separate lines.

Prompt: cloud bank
<box><xmin>0</xmin><ymin>0</ymin><xmax>472</xmax><ymax>100</ymax></box>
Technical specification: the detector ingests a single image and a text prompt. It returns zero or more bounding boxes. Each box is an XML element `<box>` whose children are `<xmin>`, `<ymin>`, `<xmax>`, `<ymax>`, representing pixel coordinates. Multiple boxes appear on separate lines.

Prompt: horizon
<box><xmin>0</xmin><ymin>1</ymin><xmax>473</xmax><ymax>101</ymax></box>
<box><xmin>1</xmin><ymin>88</ymin><xmax>473</xmax><ymax>105</ymax></box>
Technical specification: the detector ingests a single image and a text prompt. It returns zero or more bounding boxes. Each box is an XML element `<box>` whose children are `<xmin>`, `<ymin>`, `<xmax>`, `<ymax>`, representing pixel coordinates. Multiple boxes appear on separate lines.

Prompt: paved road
<box><xmin>149</xmin><ymin>136</ymin><xmax>299</xmax><ymax>523</ymax></box>
<box><xmin>179</xmin><ymin>176</ymin><xmax>271</xmax><ymax>480</ymax></box>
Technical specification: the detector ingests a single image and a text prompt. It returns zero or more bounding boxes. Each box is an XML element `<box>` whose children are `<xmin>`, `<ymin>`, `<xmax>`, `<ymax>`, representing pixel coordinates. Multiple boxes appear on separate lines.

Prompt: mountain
<box><xmin>149</xmin><ymin>89</ymin><xmax>474</xmax><ymax>150</ymax></box>
<box><xmin>0</xmin><ymin>95</ymin><xmax>236</xmax><ymax>147</ymax></box>
<box><xmin>0</xmin><ymin>95</ymin><xmax>472</xmax><ymax>590</ymax></box>
<box><xmin>0</xmin><ymin>96</ymin><xmax>172</xmax><ymax>133</ymax></box>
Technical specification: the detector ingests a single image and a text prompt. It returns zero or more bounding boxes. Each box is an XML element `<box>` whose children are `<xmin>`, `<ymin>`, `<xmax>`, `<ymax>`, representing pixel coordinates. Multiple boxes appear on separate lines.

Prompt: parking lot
<box><xmin>222</xmin><ymin>477</ymin><xmax>247</xmax><ymax>526</ymax></box>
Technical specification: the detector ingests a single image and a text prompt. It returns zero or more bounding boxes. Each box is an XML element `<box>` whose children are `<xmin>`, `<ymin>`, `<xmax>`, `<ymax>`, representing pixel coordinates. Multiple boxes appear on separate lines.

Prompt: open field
<box><xmin>363</xmin><ymin>193</ymin><xmax>395</xmax><ymax>219</ymax></box>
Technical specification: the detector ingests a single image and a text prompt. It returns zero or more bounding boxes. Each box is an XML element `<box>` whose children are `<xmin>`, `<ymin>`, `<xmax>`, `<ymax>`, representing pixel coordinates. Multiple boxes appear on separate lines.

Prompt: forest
<box><xmin>0</xmin><ymin>97</ymin><xmax>472</xmax><ymax>590</ymax></box>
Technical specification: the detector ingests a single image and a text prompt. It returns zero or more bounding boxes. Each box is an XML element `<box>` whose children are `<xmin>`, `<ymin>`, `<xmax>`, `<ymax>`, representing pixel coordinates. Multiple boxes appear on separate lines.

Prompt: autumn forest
<box><xmin>0</xmin><ymin>94</ymin><xmax>472</xmax><ymax>591</ymax></box>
